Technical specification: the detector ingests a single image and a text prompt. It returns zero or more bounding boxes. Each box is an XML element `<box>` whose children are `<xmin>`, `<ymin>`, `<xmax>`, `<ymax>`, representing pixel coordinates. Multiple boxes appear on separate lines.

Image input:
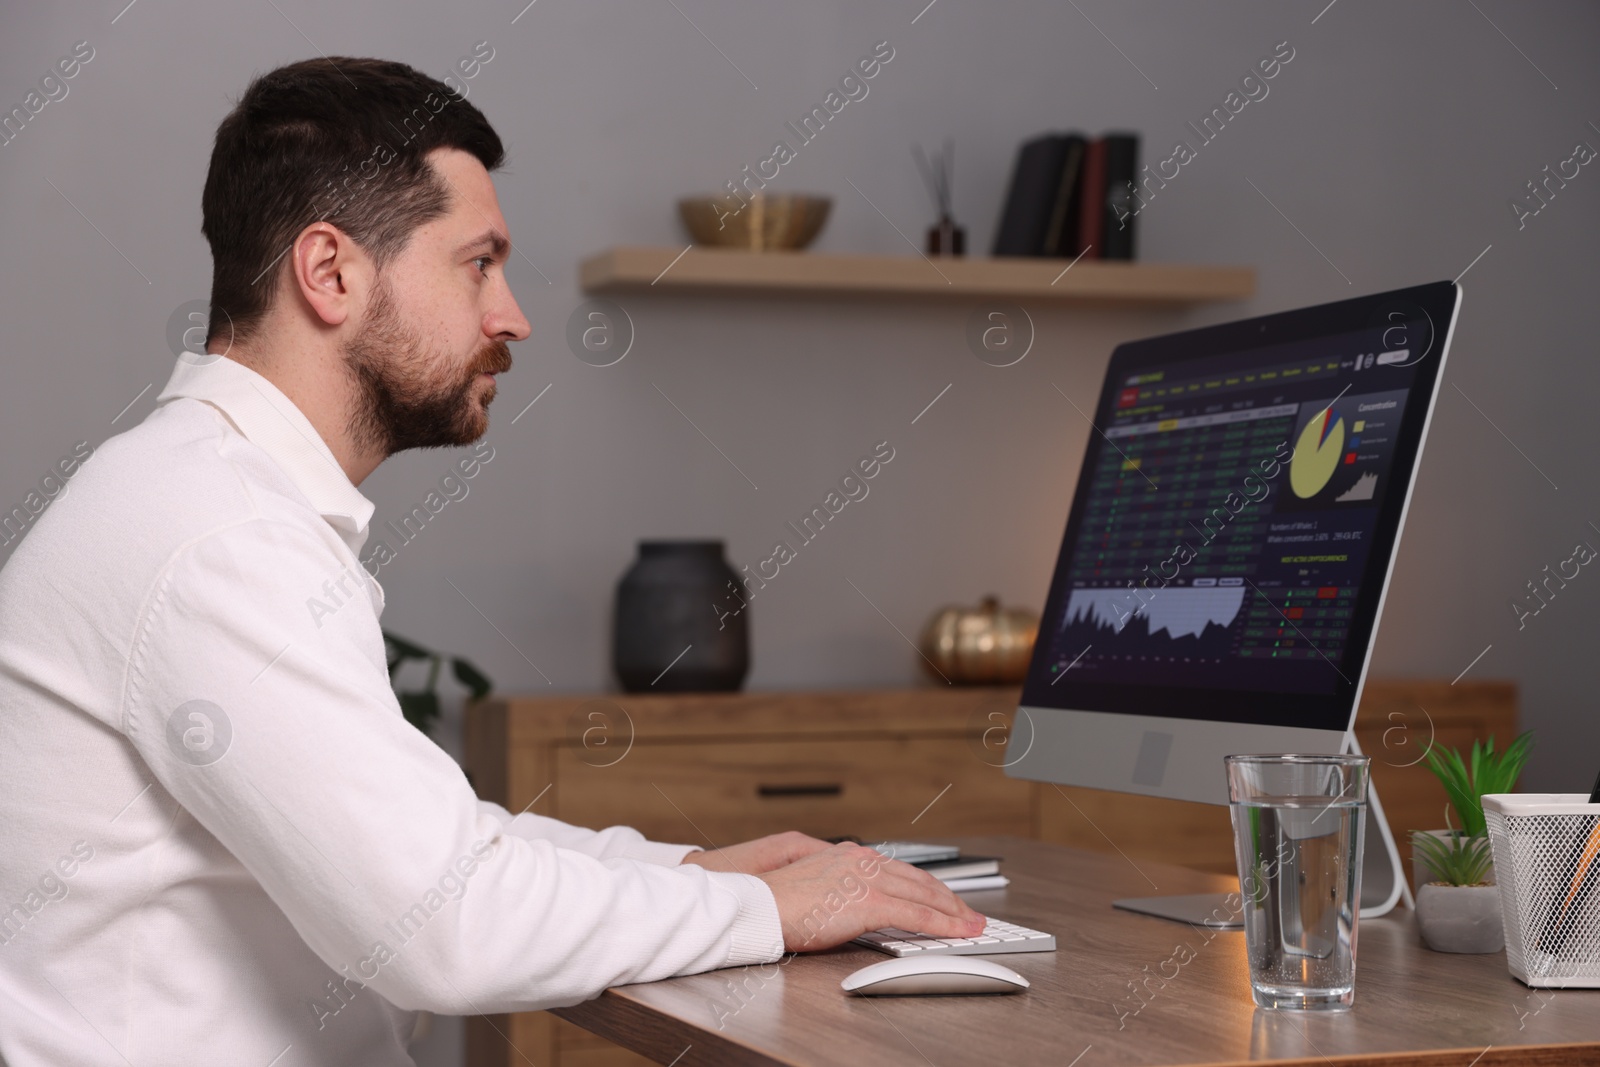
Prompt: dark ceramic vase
<box><xmin>613</xmin><ymin>540</ymin><xmax>749</xmax><ymax>693</ymax></box>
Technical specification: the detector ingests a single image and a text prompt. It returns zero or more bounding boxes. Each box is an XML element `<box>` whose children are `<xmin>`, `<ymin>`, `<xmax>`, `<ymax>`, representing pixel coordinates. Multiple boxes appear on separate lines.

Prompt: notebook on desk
<box><xmin>868</xmin><ymin>841</ymin><xmax>1009</xmax><ymax>890</ymax></box>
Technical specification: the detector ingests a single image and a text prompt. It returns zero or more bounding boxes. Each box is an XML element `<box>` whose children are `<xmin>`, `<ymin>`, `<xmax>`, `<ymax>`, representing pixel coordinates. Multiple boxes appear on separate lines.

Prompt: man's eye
<box><xmin>474</xmin><ymin>256</ymin><xmax>493</xmax><ymax>275</ymax></box>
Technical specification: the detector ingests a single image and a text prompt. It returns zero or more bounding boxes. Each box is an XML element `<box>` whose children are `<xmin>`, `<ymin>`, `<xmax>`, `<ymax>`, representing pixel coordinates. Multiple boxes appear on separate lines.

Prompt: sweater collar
<box><xmin>155</xmin><ymin>355</ymin><xmax>375</xmax><ymax>558</ymax></box>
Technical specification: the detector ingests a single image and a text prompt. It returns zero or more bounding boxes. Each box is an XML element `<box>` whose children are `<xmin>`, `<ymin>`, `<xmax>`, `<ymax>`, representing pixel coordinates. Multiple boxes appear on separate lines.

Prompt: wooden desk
<box><xmin>465</xmin><ymin>682</ymin><xmax>1518</xmax><ymax>1066</ymax></box>
<box><xmin>552</xmin><ymin>837</ymin><xmax>1600</xmax><ymax>1067</ymax></box>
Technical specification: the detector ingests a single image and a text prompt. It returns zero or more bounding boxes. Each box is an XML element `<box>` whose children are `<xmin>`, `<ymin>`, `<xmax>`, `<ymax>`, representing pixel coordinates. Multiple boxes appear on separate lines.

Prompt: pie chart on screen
<box><xmin>1291</xmin><ymin>407</ymin><xmax>1345</xmax><ymax>499</ymax></box>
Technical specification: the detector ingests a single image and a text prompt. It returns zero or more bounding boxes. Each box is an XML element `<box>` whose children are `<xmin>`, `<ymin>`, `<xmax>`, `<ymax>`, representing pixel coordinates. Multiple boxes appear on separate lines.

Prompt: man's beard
<box><xmin>342</xmin><ymin>279</ymin><xmax>513</xmax><ymax>458</ymax></box>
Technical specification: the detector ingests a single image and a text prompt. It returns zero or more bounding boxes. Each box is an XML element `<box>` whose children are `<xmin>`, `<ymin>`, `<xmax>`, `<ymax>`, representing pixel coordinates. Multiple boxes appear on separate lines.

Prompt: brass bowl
<box><xmin>678</xmin><ymin>193</ymin><xmax>832</xmax><ymax>251</ymax></box>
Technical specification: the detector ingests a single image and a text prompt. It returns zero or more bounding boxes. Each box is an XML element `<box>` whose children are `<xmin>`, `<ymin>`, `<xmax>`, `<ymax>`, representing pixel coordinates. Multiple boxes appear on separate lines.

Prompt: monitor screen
<box><xmin>1019</xmin><ymin>282</ymin><xmax>1457</xmax><ymax>735</ymax></box>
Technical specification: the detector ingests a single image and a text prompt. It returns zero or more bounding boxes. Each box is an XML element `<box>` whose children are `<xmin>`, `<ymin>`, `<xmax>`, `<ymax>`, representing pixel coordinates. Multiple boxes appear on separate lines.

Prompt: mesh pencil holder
<box><xmin>1483</xmin><ymin>794</ymin><xmax>1600</xmax><ymax>988</ymax></box>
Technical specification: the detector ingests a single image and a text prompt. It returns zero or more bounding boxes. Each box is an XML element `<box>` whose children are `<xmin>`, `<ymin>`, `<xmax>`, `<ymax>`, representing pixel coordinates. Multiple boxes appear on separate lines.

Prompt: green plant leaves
<box><xmin>451</xmin><ymin>657</ymin><xmax>492</xmax><ymax>701</ymax></box>
<box><xmin>1411</xmin><ymin>830</ymin><xmax>1494</xmax><ymax>887</ymax></box>
<box><xmin>398</xmin><ymin>689</ymin><xmax>441</xmax><ymax>733</ymax></box>
<box><xmin>1420</xmin><ymin>731</ymin><xmax>1534</xmax><ymax>837</ymax></box>
<box><xmin>384</xmin><ymin>631</ymin><xmax>433</xmax><ymax>680</ymax></box>
<box><xmin>1422</xmin><ymin>743</ymin><xmax>1479</xmax><ymax>834</ymax></box>
<box><xmin>1477</xmin><ymin>731</ymin><xmax>1535</xmax><ymax>796</ymax></box>
<box><xmin>381</xmin><ymin>629</ymin><xmax>496</xmax><ymax>737</ymax></box>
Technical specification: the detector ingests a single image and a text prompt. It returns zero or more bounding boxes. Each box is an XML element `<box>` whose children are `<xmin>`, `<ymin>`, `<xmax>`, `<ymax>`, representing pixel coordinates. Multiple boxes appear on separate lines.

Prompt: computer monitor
<box><xmin>1005</xmin><ymin>281</ymin><xmax>1461</xmax><ymax>919</ymax></box>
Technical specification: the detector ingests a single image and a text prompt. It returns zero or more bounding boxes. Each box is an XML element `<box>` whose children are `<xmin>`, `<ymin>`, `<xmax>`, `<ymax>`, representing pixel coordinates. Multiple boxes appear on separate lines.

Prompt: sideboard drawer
<box><xmin>552</xmin><ymin>734</ymin><xmax>1035</xmax><ymax>846</ymax></box>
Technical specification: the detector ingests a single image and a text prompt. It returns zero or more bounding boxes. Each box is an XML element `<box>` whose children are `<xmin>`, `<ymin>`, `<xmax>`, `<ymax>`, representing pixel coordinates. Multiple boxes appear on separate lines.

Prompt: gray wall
<box><xmin>4</xmin><ymin>0</ymin><xmax>1598</xmax><ymax>853</ymax></box>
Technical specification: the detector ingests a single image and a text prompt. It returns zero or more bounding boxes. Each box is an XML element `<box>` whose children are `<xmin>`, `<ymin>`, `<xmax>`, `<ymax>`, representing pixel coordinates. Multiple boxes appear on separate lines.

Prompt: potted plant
<box><xmin>1410</xmin><ymin>731</ymin><xmax>1533</xmax><ymax>953</ymax></box>
<box><xmin>1411</xmin><ymin>830</ymin><xmax>1503</xmax><ymax>953</ymax></box>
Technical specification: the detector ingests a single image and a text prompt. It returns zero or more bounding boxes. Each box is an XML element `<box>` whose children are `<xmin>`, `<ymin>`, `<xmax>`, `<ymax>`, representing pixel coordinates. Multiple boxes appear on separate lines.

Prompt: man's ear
<box><xmin>288</xmin><ymin>222</ymin><xmax>372</xmax><ymax>328</ymax></box>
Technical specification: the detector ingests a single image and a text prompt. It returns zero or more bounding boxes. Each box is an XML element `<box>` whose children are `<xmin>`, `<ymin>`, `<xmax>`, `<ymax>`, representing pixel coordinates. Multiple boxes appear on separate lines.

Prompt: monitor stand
<box><xmin>1110</xmin><ymin>733</ymin><xmax>1413</xmax><ymax>928</ymax></box>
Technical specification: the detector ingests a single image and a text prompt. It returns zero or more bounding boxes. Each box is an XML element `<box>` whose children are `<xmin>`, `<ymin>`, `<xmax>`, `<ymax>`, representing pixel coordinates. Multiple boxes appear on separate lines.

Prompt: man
<box><xmin>0</xmin><ymin>57</ymin><xmax>981</xmax><ymax>1065</ymax></box>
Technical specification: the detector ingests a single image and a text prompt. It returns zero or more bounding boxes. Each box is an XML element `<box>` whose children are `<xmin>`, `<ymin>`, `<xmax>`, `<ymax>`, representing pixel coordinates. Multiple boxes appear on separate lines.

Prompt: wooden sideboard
<box><xmin>463</xmin><ymin>680</ymin><xmax>1516</xmax><ymax>1067</ymax></box>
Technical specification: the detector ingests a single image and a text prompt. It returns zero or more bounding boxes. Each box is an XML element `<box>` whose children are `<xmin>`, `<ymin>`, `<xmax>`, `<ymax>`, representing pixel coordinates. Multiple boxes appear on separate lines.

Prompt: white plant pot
<box><xmin>1415</xmin><ymin>882</ymin><xmax>1504</xmax><ymax>954</ymax></box>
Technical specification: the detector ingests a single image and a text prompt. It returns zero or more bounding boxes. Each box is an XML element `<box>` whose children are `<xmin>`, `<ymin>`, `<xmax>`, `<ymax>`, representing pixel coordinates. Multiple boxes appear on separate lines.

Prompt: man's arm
<box><xmin>483</xmin><ymin>807</ymin><xmax>837</xmax><ymax>872</ymax></box>
<box><xmin>123</xmin><ymin>518</ymin><xmax>785</xmax><ymax>1014</ymax></box>
<box><xmin>476</xmin><ymin>800</ymin><xmax>702</xmax><ymax>866</ymax></box>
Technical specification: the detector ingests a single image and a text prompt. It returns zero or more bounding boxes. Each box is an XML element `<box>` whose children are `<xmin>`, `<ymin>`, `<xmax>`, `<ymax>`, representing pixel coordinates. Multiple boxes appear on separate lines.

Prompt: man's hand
<box><xmin>756</xmin><ymin>841</ymin><xmax>986</xmax><ymax>952</ymax></box>
<box><xmin>679</xmin><ymin>830</ymin><xmax>834</xmax><ymax>875</ymax></box>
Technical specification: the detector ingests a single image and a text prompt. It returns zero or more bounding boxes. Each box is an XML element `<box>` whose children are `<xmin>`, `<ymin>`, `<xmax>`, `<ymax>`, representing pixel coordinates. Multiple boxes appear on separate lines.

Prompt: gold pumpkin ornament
<box><xmin>918</xmin><ymin>596</ymin><xmax>1040</xmax><ymax>684</ymax></box>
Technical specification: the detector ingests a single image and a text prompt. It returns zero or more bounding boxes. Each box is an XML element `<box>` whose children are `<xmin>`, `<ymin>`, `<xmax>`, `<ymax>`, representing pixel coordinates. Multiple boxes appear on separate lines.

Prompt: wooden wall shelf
<box><xmin>579</xmin><ymin>246</ymin><xmax>1255</xmax><ymax>305</ymax></box>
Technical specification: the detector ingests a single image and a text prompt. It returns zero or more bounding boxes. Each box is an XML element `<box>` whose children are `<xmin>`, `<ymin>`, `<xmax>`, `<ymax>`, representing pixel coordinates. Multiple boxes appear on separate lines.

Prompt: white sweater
<box><xmin>0</xmin><ymin>355</ymin><xmax>784</xmax><ymax>1066</ymax></box>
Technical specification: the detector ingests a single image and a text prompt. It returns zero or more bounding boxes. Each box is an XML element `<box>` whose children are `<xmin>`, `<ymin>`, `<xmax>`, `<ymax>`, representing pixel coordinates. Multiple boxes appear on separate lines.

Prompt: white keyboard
<box><xmin>853</xmin><ymin>919</ymin><xmax>1056</xmax><ymax>957</ymax></box>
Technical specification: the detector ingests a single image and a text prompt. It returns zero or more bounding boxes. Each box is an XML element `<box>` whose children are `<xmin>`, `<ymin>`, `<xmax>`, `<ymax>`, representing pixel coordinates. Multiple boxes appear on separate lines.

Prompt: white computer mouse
<box><xmin>841</xmin><ymin>955</ymin><xmax>1030</xmax><ymax>996</ymax></box>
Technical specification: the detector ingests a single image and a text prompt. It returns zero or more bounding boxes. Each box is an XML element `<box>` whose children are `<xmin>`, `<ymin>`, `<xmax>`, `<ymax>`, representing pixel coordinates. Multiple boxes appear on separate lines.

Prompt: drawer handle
<box><xmin>757</xmin><ymin>783</ymin><xmax>843</xmax><ymax>798</ymax></box>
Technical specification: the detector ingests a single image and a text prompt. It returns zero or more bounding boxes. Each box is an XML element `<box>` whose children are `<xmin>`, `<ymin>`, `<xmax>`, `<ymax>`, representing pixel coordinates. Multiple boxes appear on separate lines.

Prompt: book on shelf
<box><xmin>992</xmin><ymin>130</ymin><xmax>1141</xmax><ymax>261</ymax></box>
<box><xmin>1076</xmin><ymin>136</ymin><xmax>1107</xmax><ymax>261</ymax></box>
<box><xmin>1040</xmin><ymin>133</ymin><xmax>1088</xmax><ymax>258</ymax></box>
<box><xmin>992</xmin><ymin>134</ymin><xmax>1074</xmax><ymax>257</ymax></box>
<box><xmin>1099</xmin><ymin>132</ymin><xmax>1140</xmax><ymax>261</ymax></box>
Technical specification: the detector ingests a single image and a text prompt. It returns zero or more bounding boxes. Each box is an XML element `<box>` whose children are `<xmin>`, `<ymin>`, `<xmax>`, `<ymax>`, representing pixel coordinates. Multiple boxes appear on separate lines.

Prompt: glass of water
<box><xmin>1225</xmin><ymin>754</ymin><xmax>1369</xmax><ymax>1011</ymax></box>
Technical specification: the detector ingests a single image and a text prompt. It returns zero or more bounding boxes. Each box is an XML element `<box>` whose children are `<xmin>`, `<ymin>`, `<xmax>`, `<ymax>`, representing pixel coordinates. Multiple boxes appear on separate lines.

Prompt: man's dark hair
<box><xmin>201</xmin><ymin>57</ymin><xmax>504</xmax><ymax>347</ymax></box>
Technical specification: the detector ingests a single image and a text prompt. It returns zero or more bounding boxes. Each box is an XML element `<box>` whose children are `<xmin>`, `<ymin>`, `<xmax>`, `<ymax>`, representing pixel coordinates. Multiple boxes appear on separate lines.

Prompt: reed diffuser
<box><xmin>914</xmin><ymin>138</ymin><xmax>964</xmax><ymax>256</ymax></box>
